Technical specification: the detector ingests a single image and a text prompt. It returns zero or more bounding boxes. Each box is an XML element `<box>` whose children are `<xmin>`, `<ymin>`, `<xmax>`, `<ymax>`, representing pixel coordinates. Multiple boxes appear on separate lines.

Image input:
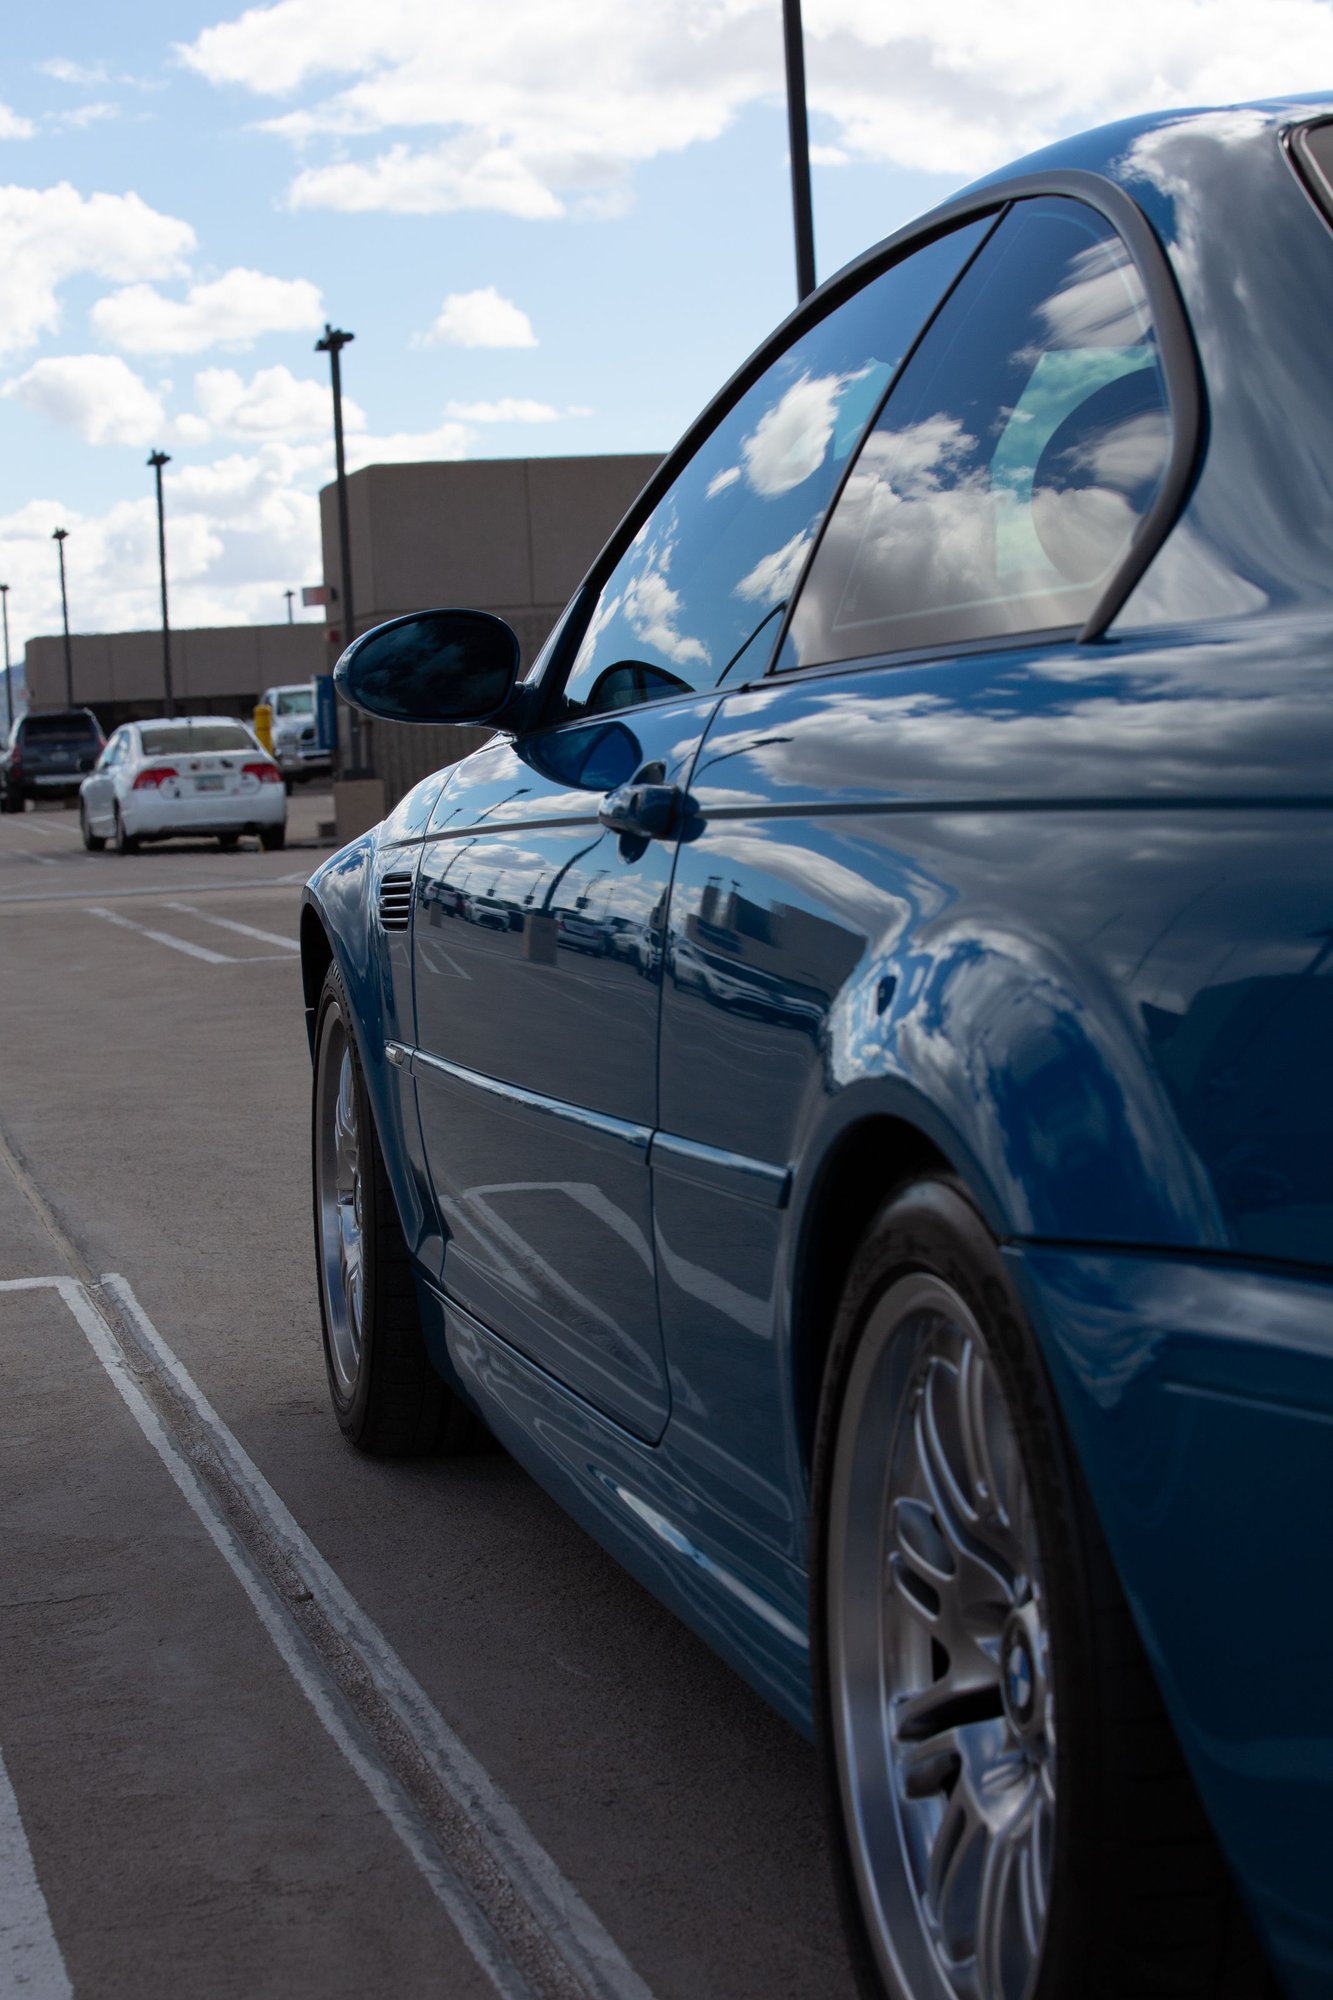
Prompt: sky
<box><xmin>1</xmin><ymin>0</ymin><xmax>1332</xmax><ymax>700</ymax></box>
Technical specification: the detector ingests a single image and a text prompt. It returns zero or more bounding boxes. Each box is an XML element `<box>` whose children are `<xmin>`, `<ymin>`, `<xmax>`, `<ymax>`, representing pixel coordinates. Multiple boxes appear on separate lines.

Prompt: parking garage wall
<box><xmin>318</xmin><ymin>453</ymin><xmax>661</xmax><ymax>805</ymax></box>
<box><xmin>23</xmin><ymin>624</ymin><xmax>327</xmax><ymax>734</ymax></box>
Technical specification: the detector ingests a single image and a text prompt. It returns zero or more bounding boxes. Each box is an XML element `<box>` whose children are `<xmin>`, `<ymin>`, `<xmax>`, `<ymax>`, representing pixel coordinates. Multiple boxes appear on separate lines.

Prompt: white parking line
<box><xmin>85</xmin><ymin>905</ymin><xmax>233</xmax><ymax>963</ymax></box>
<box><xmin>19</xmin><ymin>817</ymin><xmax>82</xmax><ymax>840</ymax></box>
<box><xmin>0</xmin><ymin>1271</ymin><xmax>655</xmax><ymax>2000</ymax></box>
<box><xmin>0</xmin><ymin>1739</ymin><xmax>73</xmax><ymax>1999</ymax></box>
<box><xmin>165</xmin><ymin>903</ymin><xmax>300</xmax><ymax>951</ymax></box>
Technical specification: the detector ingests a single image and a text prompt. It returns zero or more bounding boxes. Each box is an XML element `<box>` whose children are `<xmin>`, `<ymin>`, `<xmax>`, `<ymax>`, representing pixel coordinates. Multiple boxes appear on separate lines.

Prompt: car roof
<box><xmin>134</xmin><ymin>715</ymin><xmax>251</xmax><ymax>729</ymax></box>
<box><xmin>954</xmin><ymin>91</ymin><xmax>1333</xmax><ymax>201</ymax></box>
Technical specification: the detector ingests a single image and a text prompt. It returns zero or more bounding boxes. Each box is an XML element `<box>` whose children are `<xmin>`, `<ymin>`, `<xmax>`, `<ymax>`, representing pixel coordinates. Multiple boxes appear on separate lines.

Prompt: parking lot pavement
<box><xmin>0</xmin><ymin>797</ymin><xmax>856</xmax><ymax>1999</ymax></box>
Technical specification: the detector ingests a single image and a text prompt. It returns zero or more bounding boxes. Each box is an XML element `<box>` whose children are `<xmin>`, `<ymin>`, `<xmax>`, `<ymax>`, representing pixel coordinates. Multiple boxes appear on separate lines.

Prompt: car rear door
<box><xmin>410</xmin><ymin>222</ymin><xmax>988</xmax><ymax>1441</ymax></box>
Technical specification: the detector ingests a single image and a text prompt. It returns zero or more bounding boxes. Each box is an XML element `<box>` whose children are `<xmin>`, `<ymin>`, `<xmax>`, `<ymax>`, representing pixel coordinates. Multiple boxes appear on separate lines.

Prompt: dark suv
<box><xmin>0</xmin><ymin>709</ymin><xmax>105</xmax><ymax>812</ymax></box>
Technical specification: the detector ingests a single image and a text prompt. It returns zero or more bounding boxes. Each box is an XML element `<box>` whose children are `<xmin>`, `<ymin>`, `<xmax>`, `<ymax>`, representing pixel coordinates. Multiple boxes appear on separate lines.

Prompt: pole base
<box><xmin>332</xmin><ymin>777</ymin><xmax>386</xmax><ymax>844</ymax></box>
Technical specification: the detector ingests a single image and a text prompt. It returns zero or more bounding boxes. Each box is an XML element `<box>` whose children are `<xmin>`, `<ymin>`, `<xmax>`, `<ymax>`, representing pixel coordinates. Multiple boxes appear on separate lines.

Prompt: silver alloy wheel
<box><xmin>315</xmin><ymin>1001</ymin><xmax>366</xmax><ymax>1398</ymax></box>
<box><xmin>828</xmin><ymin>1273</ymin><xmax>1055</xmax><ymax>2000</ymax></box>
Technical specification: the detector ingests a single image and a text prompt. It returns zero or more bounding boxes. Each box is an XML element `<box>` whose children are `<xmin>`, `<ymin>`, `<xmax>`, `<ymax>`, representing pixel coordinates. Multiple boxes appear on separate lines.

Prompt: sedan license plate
<box><xmin>194</xmin><ymin>774</ymin><xmax>225</xmax><ymax>791</ymax></box>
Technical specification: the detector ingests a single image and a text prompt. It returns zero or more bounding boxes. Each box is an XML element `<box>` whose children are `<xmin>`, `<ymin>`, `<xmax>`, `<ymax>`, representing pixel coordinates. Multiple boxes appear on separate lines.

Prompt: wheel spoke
<box><xmin>318</xmin><ymin>1015</ymin><xmax>367</xmax><ymax>1395</ymax></box>
<box><xmin>830</xmin><ymin>1270</ymin><xmax>1055</xmax><ymax>2000</ymax></box>
<box><xmin>911</xmin><ymin>1378</ymin><xmax>1015</xmax><ymax>1662</ymax></box>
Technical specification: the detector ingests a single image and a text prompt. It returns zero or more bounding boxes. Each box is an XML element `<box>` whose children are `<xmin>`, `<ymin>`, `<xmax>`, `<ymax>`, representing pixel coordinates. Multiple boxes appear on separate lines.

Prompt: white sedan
<box><xmin>79</xmin><ymin>716</ymin><xmax>287</xmax><ymax>854</ymax></box>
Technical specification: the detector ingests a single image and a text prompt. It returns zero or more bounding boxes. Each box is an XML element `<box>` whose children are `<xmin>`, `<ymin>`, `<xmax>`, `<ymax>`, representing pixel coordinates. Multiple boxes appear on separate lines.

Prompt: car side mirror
<box><xmin>334</xmin><ymin>608</ymin><xmax>521</xmax><ymax>724</ymax></box>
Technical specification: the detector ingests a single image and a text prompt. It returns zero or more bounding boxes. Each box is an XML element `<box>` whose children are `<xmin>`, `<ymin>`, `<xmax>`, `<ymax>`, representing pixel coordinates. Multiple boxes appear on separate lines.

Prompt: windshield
<box><xmin>274</xmin><ymin>689</ymin><xmax>313</xmax><ymax>716</ymax></box>
<box><xmin>140</xmin><ymin>723</ymin><xmax>255</xmax><ymax>755</ymax></box>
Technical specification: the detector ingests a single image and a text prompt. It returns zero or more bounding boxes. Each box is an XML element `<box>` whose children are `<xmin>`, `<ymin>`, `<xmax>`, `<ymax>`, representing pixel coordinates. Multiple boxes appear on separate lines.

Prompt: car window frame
<box><xmin>518</xmin><ymin>171</ymin><xmax>1201</xmax><ymax>734</ymax></box>
<box><xmin>520</xmin><ymin>205</ymin><xmax>1018</xmax><ymax>735</ymax></box>
<box><xmin>763</xmin><ymin>173</ymin><xmax>1204</xmax><ymax>689</ymax></box>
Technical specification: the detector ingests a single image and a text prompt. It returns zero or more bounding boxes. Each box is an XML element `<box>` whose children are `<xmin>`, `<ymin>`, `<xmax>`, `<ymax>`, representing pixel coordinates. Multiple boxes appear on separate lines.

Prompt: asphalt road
<box><xmin>0</xmin><ymin>792</ymin><xmax>855</xmax><ymax>2000</ymax></box>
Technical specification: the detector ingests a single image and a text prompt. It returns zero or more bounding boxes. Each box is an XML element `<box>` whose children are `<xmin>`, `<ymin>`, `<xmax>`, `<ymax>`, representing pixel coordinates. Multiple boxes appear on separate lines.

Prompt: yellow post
<box><xmin>253</xmin><ymin>702</ymin><xmax>273</xmax><ymax>754</ymax></box>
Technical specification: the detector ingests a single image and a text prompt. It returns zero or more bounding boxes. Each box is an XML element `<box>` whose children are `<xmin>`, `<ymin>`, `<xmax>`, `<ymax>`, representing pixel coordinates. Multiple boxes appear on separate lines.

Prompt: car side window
<box><xmin>558</xmin><ymin>217</ymin><xmax>994</xmax><ymax>719</ymax></box>
<box><xmin>781</xmin><ymin>197</ymin><xmax>1172</xmax><ymax>670</ymax></box>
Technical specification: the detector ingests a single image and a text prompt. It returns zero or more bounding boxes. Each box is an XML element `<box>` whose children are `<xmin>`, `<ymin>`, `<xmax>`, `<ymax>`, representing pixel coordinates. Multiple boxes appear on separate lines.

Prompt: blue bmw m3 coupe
<box><xmin>301</xmin><ymin>98</ymin><xmax>1333</xmax><ymax>2000</ymax></box>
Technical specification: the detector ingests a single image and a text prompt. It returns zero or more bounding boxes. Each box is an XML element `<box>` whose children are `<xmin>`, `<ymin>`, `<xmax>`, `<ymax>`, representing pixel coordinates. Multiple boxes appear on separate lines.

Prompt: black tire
<box><xmin>259</xmin><ymin>824</ymin><xmax>286</xmax><ymax>852</ymax></box>
<box><xmin>112</xmin><ymin>805</ymin><xmax>138</xmax><ymax>854</ymax></box>
<box><xmin>218</xmin><ymin>832</ymin><xmax>240</xmax><ymax>850</ymax></box>
<box><xmin>811</xmin><ymin>1177</ymin><xmax>1279</xmax><ymax>2000</ymax></box>
<box><xmin>0</xmin><ymin>789</ymin><xmax>22</xmax><ymax>814</ymax></box>
<box><xmin>312</xmin><ymin>961</ymin><xmax>481</xmax><ymax>1456</ymax></box>
<box><xmin>79</xmin><ymin>801</ymin><xmax>106</xmax><ymax>851</ymax></box>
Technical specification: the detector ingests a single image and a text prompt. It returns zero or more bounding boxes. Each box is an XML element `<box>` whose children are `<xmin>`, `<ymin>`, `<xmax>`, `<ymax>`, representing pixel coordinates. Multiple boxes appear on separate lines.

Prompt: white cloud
<box><xmin>734</xmin><ymin>529</ymin><xmax>813</xmax><ymax>605</ymax></box>
<box><xmin>194</xmin><ymin>363</ymin><xmax>360</xmax><ymax>439</ymax></box>
<box><xmin>1</xmin><ymin>446</ymin><xmax>327</xmax><ymax>651</ymax></box>
<box><xmin>39</xmin><ymin>59</ymin><xmax>111</xmax><ymax>86</ymax></box>
<box><xmin>92</xmin><ymin>267</ymin><xmax>324</xmax><ymax>355</ymax></box>
<box><xmin>344</xmin><ymin>417</ymin><xmax>475</xmax><ymax>472</ymax></box>
<box><xmin>742</xmin><ymin>373</ymin><xmax>843</xmax><ymax>498</ymax></box>
<box><xmin>0</xmin><ymin>104</ymin><xmax>34</xmax><ymax>140</ymax></box>
<box><xmin>421</xmin><ymin>287</ymin><xmax>536</xmax><ymax>350</ymax></box>
<box><xmin>50</xmin><ymin>102</ymin><xmax>121</xmax><ymax>132</ymax></box>
<box><xmin>0</xmin><ymin>184</ymin><xmax>194</xmax><ymax>357</ymax></box>
<box><xmin>442</xmin><ymin>397</ymin><xmax>588</xmax><ymax>424</ymax></box>
<box><xmin>3</xmin><ymin>353</ymin><xmax>166</xmax><ymax>446</ymax></box>
<box><xmin>179</xmin><ymin>0</ymin><xmax>1333</xmax><ymax>211</ymax></box>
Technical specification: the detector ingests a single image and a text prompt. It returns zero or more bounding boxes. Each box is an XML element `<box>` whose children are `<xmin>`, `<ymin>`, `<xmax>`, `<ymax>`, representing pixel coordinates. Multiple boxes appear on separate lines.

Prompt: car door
<box><xmin>83</xmin><ymin>728</ymin><xmax>126</xmax><ymax>830</ymax></box>
<box><xmin>654</xmin><ymin>193</ymin><xmax>1184</xmax><ymax>1560</ymax></box>
<box><xmin>411</xmin><ymin>220</ymin><xmax>989</xmax><ymax>1442</ymax></box>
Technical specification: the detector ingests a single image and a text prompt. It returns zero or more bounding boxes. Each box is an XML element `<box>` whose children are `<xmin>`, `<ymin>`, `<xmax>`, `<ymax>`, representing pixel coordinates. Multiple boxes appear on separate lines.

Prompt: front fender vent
<box><xmin>378</xmin><ymin>871</ymin><xmax>414</xmax><ymax>932</ymax></box>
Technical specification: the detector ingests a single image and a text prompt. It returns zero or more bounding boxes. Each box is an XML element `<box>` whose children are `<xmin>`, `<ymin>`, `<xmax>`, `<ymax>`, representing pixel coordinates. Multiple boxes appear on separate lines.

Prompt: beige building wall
<box><xmin>24</xmin><ymin>623</ymin><xmax>327</xmax><ymax>728</ymax></box>
<box><xmin>318</xmin><ymin>453</ymin><xmax>661</xmax><ymax>805</ymax></box>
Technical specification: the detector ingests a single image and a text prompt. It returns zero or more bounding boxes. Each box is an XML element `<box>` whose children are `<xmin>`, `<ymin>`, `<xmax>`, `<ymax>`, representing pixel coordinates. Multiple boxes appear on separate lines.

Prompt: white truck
<box><xmin>258</xmin><ymin>682</ymin><xmax>331</xmax><ymax>785</ymax></box>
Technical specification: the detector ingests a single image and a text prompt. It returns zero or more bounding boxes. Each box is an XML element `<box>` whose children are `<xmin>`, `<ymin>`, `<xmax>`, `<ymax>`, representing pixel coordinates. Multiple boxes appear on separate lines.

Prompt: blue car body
<box><xmin>304</xmin><ymin>99</ymin><xmax>1333</xmax><ymax>1996</ymax></box>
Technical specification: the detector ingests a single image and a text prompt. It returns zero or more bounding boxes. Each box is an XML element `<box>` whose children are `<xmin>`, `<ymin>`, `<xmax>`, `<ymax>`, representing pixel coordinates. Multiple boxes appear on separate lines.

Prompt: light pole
<box><xmin>0</xmin><ymin>585</ymin><xmax>11</xmax><ymax>739</ymax></box>
<box><xmin>315</xmin><ymin>323</ymin><xmax>364</xmax><ymax>774</ymax></box>
<box><xmin>284</xmin><ymin>588</ymin><xmax>294</xmax><ymax>624</ymax></box>
<box><xmin>52</xmin><ymin>528</ymin><xmax>73</xmax><ymax>708</ymax></box>
<box><xmin>782</xmin><ymin>0</ymin><xmax>817</xmax><ymax>302</ymax></box>
<box><xmin>147</xmin><ymin>450</ymin><xmax>175</xmax><ymax>717</ymax></box>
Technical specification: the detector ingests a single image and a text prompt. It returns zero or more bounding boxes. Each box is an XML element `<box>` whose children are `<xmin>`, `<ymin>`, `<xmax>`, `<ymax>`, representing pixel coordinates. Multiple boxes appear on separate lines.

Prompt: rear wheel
<box><xmin>112</xmin><ymin>804</ymin><xmax>137</xmax><ymax>854</ymax></box>
<box><xmin>0</xmin><ymin>789</ymin><xmax>22</xmax><ymax>814</ymax></box>
<box><xmin>218</xmin><ymin>832</ymin><xmax>240</xmax><ymax>850</ymax></box>
<box><xmin>312</xmin><ymin>961</ymin><xmax>480</xmax><ymax>1455</ymax></box>
<box><xmin>812</xmin><ymin>1177</ymin><xmax>1279</xmax><ymax>2000</ymax></box>
<box><xmin>79</xmin><ymin>801</ymin><xmax>105</xmax><ymax>851</ymax></box>
<box><xmin>259</xmin><ymin>824</ymin><xmax>285</xmax><ymax>852</ymax></box>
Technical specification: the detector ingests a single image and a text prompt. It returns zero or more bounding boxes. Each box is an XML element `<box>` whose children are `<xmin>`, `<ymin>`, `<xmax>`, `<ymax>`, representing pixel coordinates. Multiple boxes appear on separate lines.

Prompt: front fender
<box><xmin>301</xmin><ymin>789</ymin><xmax>447</xmax><ymax>1273</ymax></box>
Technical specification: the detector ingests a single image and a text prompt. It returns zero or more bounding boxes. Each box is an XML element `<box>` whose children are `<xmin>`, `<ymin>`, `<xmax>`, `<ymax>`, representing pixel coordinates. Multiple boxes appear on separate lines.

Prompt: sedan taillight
<box><xmin>133</xmin><ymin>765</ymin><xmax>178</xmax><ymax>790</ymax></box>
<box><xmin>241</xmin><ymin>761</ymin><xmax>282</xmax><ymax>784</ymax></box>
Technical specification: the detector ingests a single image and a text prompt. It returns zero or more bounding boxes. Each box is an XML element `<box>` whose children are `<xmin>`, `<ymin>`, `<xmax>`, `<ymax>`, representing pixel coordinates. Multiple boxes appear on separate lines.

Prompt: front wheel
<box><xmin>812</xmin><ymin>1178</ymin><xmax>1278</xmax><ymax>2000</ymax></box>
<box><xmin>312</xmin><ymin>961</ymin><xmax>480</xmax><ymax>1456</ymax></box>
<box><xmin>80</xmin><ymin>801</ymin><xmax>106</xmax><ymax>851</ymax></box>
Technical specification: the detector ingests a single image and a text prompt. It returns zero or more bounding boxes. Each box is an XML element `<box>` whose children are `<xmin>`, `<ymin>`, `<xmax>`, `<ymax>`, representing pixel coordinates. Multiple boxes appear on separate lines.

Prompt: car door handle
<box><xmin>598</xmin><ymin>781</ymin><xmax>680</xmax><ymax>841</ymax></box>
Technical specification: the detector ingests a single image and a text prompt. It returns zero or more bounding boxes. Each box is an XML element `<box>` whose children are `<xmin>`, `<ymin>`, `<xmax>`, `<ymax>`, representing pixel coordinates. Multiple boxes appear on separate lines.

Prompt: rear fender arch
<box><xmin>782</xmin><ymin>917</ymin><xmax>1226</xmax><ymax>1477</ymax></box>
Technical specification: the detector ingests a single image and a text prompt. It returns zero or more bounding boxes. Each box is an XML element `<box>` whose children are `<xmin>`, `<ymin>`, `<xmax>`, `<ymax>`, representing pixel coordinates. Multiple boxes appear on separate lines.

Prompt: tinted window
<box><xmin>560</xmin><ymin>219</ymin><xmax>992</xmax><ymax>717</ymax></box>
<box><xmin>22</xmin><ymin>712</ymin><xmax>100</xmax><ymax>742</ymax></box>
<box><xmin>783</xmin><ymin>199</ymin><xmax>1170</xmax><ymax>669</ymax></box>
<box><xmin>140</xmin><ymin>723</ymin><xmax>255</xmax><ymax>754</ymax></box>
